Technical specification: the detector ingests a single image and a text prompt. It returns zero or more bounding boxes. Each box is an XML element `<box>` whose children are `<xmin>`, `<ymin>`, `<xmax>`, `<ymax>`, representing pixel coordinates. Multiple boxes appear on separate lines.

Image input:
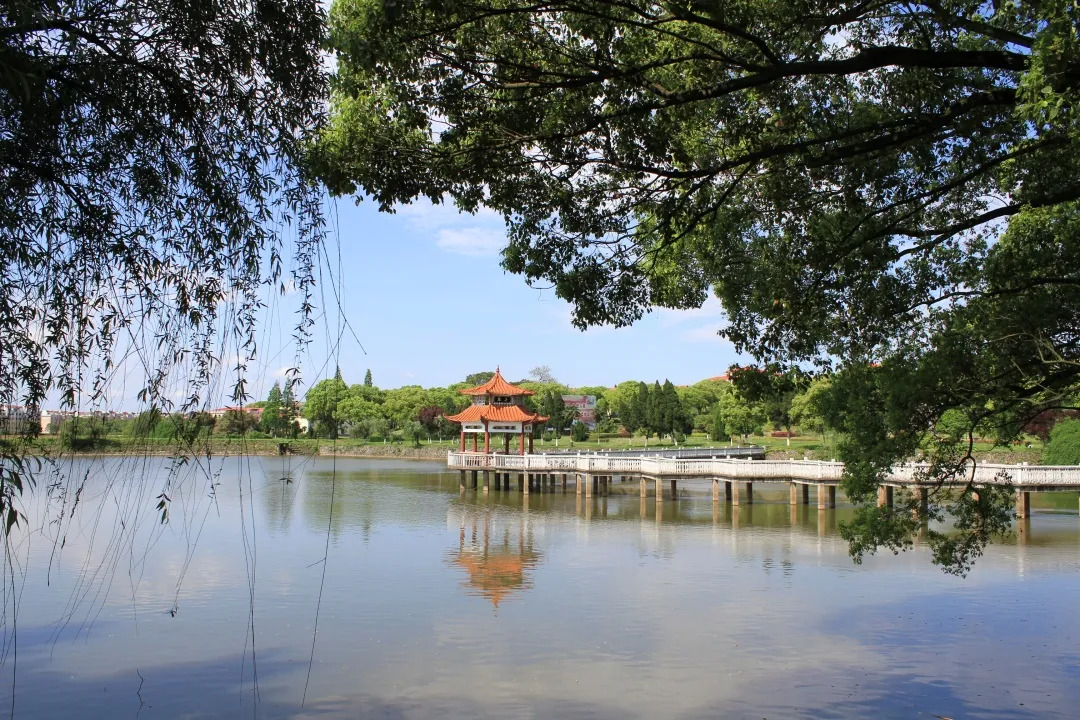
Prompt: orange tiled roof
<box><xmin>459</xmin><ymin>367</ymin><xmax>535</xmax><ymax>396</ymax></box>
<box><xmin>444</xmin><ymin>404</ymin><xmax>548</xmax><ymax>424</ymax></box>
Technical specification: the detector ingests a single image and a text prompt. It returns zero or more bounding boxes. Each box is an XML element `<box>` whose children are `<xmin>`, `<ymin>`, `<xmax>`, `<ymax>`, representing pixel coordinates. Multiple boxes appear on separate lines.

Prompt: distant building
<box><xmin>1</xmin><ymin>404</ymin><xmax>37</xmax><ymax>434</ymax></box>
<box><xmin>37</xmin><ymin>409</ymin><xmax>135</xmax><ymax>434</ymax></box>
<box><xmin>39</xmin><ymin>410</ymin><xmax>72</xmax><ymax>434</ymax></box>
<box><xmin>209</xmin><ymin>406</ymin><xmax>263</xmax><ymax>420</ymax></box>
<box><xmin>562</xmin><ymin>395</ymin><xmax>597</xmax><ymax>429</ymax></box>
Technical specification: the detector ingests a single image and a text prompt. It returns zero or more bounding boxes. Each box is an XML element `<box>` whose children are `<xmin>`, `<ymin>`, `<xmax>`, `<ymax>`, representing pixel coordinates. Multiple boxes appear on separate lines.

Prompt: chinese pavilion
<box><xmin>444</xmin><ymin>368</ymin><xmax>548</xmax><ymax>454</ymax></box>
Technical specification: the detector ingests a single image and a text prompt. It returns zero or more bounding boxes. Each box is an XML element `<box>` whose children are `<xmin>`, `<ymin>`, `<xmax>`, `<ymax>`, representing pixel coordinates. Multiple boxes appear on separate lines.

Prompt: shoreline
<box><xmin>15</xmin><ymin>439</ymin><xmax>1040</xmax><ymax>465</ymax></box>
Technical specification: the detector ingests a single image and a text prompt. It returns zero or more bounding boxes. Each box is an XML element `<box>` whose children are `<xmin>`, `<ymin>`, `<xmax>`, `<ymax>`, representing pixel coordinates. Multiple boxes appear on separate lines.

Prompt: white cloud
<box><xmin>394</xmin><ymin>197</ymin><xmax>508</xmax><ymax>257</ymax></box>
<box><xmin>436</xmin><ymin>227</ymin><xmax>506</xmax><ymax>257</ymax></box>
<box><xmin>271</xmin><ymin>365</ymin><xmax>296</xmax><ymax>379</ymax></box>
<box><xmin>397</xmin><ymin>198</ymin><xmax>502</xmax><ymax>230</ymax></box>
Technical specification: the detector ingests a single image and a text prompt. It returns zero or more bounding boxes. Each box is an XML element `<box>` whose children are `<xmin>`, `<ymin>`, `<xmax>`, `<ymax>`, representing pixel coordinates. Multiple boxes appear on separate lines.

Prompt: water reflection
<box><xmin>5</xmin><ymin>457</ymin><xmax>1080</xmax><ymax>720</ymax></box>
<box><xmin>447</xmin><ymin>509</ymin><xmax>541</xmax><ymax>608</ymax></box>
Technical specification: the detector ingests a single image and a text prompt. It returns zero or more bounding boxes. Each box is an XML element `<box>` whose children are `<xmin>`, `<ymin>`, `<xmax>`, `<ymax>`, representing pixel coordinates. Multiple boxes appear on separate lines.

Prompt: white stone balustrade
<box><xmin>447</xmin><ymin>452</ymin><xmax>1080</xmax><ymax>489</ymax></box>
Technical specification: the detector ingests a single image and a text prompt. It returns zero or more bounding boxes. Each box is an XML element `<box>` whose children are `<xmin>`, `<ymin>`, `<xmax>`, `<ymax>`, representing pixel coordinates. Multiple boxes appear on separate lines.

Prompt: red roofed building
<box><xmin>444</xmin><ymin>367</ymin><xmax>548</xmax><ymax>455</ymax></box>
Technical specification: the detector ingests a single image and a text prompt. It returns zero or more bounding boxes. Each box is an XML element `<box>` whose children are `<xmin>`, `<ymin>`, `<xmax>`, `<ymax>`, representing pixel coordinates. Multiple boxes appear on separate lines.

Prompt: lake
<box><xmin>3</xmin><ymin>455</ymin><xmax>1079</xmax><ymax>719</ymax></box>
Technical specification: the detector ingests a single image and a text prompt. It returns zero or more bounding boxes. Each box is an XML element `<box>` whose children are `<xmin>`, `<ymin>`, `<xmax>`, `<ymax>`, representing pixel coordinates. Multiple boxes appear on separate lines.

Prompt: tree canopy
<box><xmin>316</xmin><ymin>0</ymin><xmax>1080</xmax><ymax>572</ymax></box>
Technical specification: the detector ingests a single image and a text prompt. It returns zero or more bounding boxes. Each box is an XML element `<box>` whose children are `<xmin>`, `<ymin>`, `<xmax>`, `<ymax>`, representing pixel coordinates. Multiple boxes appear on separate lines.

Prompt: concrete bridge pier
<box><xmin>576</xmin><ymin>473</ymin><xmax>584</xmax><ymax>495</ymax></box>
<box><xmin>789</xmin><ymin>482</ymin><xmax>799</xmax><ymax>505</ymax></box>
<box><xmin>459</xmin><ymin>470</ymin><xmax>466</xmax><ymax>491</ymax></box>
<box><xmin>1016</xmin><ymin>489</ymin><xmax>1030</xmax><ymax>519</ymax></box>
<box><xmin>745</xmin><ymin>482</ymin><xmax>753</xmax><ymax>504</ymax></box>
<box><xmin>731</xmin><ymin>481</ymin><xmax>741</xmax><ymax>505</ymax></box>
<box><xmin>916</xmin><ymin>487</ymin><xmax>928</xmax><ymax>520</ymax></box>
<box><xmin>471</xmin><ymin>470</ymin><xmax>478</xmax><ymax>489</ymax></box>
<box><xmin>518</xmin><ymin>473</ymin><xmax>525</xmax><ymax>493</ymax></box>
<box><xmin>641</xmin><ymin>477</ymin><xmax>648</xmax><ymax>498</ymax></box>
<box><xmin>670</xmin><ymin>479</ymin><xmax>677</xmax><ymax>499</ymax></box>
<box><xmin>802</xmin><ymin>484</ymin><xmax>810</xmax><ymax>504</ymax></box>
<box><xmin>817</xmin><ymin>483</ymin><xmax>827</xmax><ymax>509</ymax></box>
<box><xmin>483</xmin><ymin>471</ymin><xmax>490</xmax><ymax>494</ymax></box>
<box><xmin>523</xmin><ymin>473</ymin><xmax>530</xmax><ymax>496</ymax></box>
<box><xmin>503</xmin><ymin>473</ymin><xmax>510</xmax><ymax>491</ymax></box>
<box><xmin>725</xmin><ymin>481</ymin><xmax>732</xmax><ymax>502</ymax></box>
<box><xmin>713</xmin><ymin>478</ymin><xmax>720</xmax><ymax>503</ymax></box>
<box><xmin>655</xmin><ymin>477</ymin><xmax>664</xmax><ymax>503</ymax></box>
<box><xmin>585</xmin><ymin>474</ymin><xmax>593</xmax><ymax>498</ymax></box>
<box><xmin>562</xmin><ymin>473</ymin><xmax>568</xmax><ymax>492</ymax></box>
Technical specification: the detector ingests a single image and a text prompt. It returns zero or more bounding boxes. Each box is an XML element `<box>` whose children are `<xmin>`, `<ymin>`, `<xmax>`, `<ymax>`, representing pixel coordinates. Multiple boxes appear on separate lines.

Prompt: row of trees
<box><xmin>303</xmin><ymin>368</ymin><xmax>470</xmax><ymax>441</ymax></box>
<box><xmin>293</xmin><ymin>366</ymin><xmax>843</xmax><ymax>445</ymax></box>
<box><xmin>251</xmin><ymin>382</ymin><xmax>301</xmax><ymax>437</ymax></box>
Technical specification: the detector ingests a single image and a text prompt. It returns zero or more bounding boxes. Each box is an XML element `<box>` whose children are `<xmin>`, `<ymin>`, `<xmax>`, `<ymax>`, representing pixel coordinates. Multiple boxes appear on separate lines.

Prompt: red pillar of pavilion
<box><xmin>483</xmin><ymin>421</ymin><xmax>490</xmax><ymax>453</ymax></box>
<box><xmin>459</xmin><ymin>429</ymin><xmax>465</xmax><ymax>452</ymax></box>
<box><xmin>519</xmin><ymin>429</ymin><xmax>525</xmax><ymax>455</ymax></box>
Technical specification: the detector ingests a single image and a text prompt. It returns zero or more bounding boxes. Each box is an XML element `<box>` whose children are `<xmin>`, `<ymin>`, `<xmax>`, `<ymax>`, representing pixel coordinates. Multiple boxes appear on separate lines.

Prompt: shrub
<box><xmin>1043</xmin><ymin>419</ymin><xmax>1080</xmax><ymax>465</ymax></box>
<box><xmin>935</xmin><ymin>408</ymin><xmax>969</xmax><ymax>441</ymax></box>
<box><xmin>571</xmin><ymin>422</ymin><xmax>589</xmax><ymax>442</ymax></box>
<box><xmin>597</xmin><ymin>417</ymin><xmax>620</xmax><ymax>433</ymax></box>
<box><xmin>617</xmin><ymin>426</ymin><xmax>631</xmax><ymax>438</ymax></box>
<box><xmin>57</xmin><ymin>418</ymin><xmax>108</xmax><ymax>450</ymax></box>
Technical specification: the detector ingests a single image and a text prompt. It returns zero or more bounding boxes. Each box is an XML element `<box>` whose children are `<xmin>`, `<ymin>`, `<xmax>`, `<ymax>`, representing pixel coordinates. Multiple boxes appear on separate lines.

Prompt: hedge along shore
<box><xmin>318</xmin><ymin>443</ymin><xmax>448</xmax><ymax>460</ymax></box>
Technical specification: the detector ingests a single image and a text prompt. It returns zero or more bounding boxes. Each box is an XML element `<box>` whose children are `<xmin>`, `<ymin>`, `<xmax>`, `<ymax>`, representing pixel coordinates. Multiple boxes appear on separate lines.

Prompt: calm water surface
<box><xmin>3</xmin><ymin>456</ymin><xmax>1079</xmax><ymax>719</ymax></box>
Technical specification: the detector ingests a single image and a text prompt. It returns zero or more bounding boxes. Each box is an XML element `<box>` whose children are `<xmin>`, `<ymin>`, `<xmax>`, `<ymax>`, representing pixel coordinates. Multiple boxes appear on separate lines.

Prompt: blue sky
<box><xmin>79</xmin><ymin>196</ymin><xmax>748</xmax><ymax>412</ymax></box>
<box><xmin>256</xmin><ymin>196</ymin><xmax>749</xmax><ymax>397</ymax></box>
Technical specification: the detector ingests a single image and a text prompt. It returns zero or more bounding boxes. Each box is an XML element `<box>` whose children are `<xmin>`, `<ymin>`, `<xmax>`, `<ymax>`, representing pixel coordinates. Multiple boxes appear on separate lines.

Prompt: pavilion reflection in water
<box><xmin>448</xmin><ymin>510</ymin><xmax>541</xmax><ymax>608</ymax></box>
